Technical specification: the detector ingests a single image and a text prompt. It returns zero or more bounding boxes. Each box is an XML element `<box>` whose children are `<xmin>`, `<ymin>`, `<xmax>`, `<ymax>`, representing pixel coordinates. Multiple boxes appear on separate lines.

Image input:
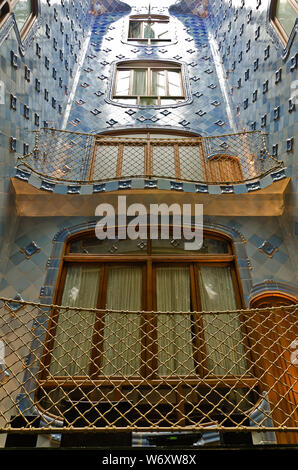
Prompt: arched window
<box><xmin>270</xmin><ymin>0</ymin><xmax>298</xmax><ymax>45</ymax></box>
<box><xmin>250</xmin><ymin>292</ymin><xmax>297</xmax><ymax>308</ymax></box>
<box><xmin>0</xmin><ymin>0</ymin><xmax>38</xmax><ymax>39</ymax></box>
<box><xmin>38</xmin><ymin>230</ymin><xmax>298</xmax><ymax>436</ymax></box>
<box><xmin>40</xmin><ymin>229</ymin><xmax>248</xmax><ymax>383</ymax></box>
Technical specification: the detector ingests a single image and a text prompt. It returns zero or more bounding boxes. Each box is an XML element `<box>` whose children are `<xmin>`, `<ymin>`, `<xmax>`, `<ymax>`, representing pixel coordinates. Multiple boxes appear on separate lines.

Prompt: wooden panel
<box><xmin>205</xmin><ymin>155</ymin><xmax>243</xmax><ymax>183</ymax></box>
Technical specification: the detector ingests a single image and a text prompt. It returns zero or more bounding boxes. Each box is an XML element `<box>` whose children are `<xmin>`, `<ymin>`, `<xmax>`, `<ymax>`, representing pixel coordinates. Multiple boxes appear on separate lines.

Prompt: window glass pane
<box><xmin>156</xmin><ymin>265</ymin><xmax>190</xmax><ymax>311</ymax></box>
<box><xmin>179</xmin><ymin>145</ymin><xmax>204</xmax><ymax>182</ymax></box>
<box><xmin>198</xmin><ymin>266</ymin><xmax>237</xmax><ymax>311</ymax></box>
<box><xmin>69</xmin><ymin>237</ymin><xmax>148</xmax><ymax>254</ymax></box>
<box><xmin>49</xmin><ymin>265</ymin><xmax>101</xmax><ymax>376</ymax></box>
<box><xmin>139</xmin><ymin>97</ymin><xmax>157</xmax><ymax>105</ymax></box>
<box><xmin>122</xmin><ymin>145</ymin><xmax>145</xmax><ymax>176</ymax></box>
<box><xmin>197</xmin><ymin>265</ymin><xmax>247</xmax><ymax>375</ymax></box>
<box><xmin>129</xmin><ymin>20</ymin><xmax>141</xmax><ymax>38</ymax></box>
<box><xmin>93</xmin><ymin>144</ymin><xmax>118</xmax><ymax>180</ymax></box>
<box><xmin>156</xmin><ymin>266</ymin><xmax>195</xmax><ymax>375</ymax></box>
<box><xmin>143</xmin><ymin>21</ymin><xmax>156</xmax><ymax>38</ymax></box>
<box><xmin>151</xmin><ymin>237</ymin><xmax>229</xmax><ymax>254</ymax></box>
<box><xmin>153</xmin><ymin>22</ymin><xmax>170</xmax><ymax>40</ymax></box>
<box><xmin>114</xmin><ymin>63</ymin><xmax>184</xmax><ymax>105</ymax></box>
<box><xmin>132</xmin><ymin>69</ymin><xmax>147</xmax><ymax>95</ymax></box>
<box><xmin>275</xmin><ymin>0</ymin><xmax>297</xmax><ymax>36</ymax></box>
<box><xmin>14</xmin><ymin>0</ymin><xmax>32</xmax><ymax>31</ymax></box>
<box><xmin>152</xmin><ymin>144</ymin><xmax>176</xmax><ymax>178</ymax></box>
<box><xmin>102</xmin><ymin>265</ymin><xmax>143</xmax><ymax>375</ymax></box>
<box><xmin>70</xmin><ymin>235</ymin><xmax>229</xmax><ymax>255</ymax></box>
<box><xmin>115</xmin><ymin>70</ymin><xmax>131</xmax><ymax>96</ymax></box>
<box><xmin>151</xmin><ymin>70</ymin><xmax>167</xmax><ymax>96</ymax></box>
<box><xmin>168</xmin><ymin>70</ymin><xmax>182</xmax><ymax>96</ymax></box>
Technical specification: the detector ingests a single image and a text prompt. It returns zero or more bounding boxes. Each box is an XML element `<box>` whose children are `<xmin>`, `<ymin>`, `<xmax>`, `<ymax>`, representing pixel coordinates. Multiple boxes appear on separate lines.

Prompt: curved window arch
<box><xmin>250</xmin><ymin>291</ymin><xmax>297</xmax><ymax>308</ymax></box>
<box><xmin>270</xmin><ymin>0</ymin><xmax>298</xmax><ymax>45</ymax></box>
<box><xmin>40</xmin><ymin>228</ymin><xmax>249</xmax><ymax>384</ymax></box>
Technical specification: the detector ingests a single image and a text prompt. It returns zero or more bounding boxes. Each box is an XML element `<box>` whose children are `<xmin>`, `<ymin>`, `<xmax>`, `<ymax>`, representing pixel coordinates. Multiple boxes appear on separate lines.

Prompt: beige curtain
<box><xmin>156</xmin><ymin>266</ymin><xmax>195</xmax><ymax>376</ymax></box>
<box><xmin>49</xmin><ymin>265</ymin><xmax>100</xmax><ymax>376</ymax></box>
<box><xmin>132</xmin><ymin>69</ymin><xmax>147</xmax><ymax>95</ymax></box>
<box><xmin>197</xmin><ymin>266</ymin><xmax>247</xmax><ymax>375</ymax></box>
<box><xmin>102</xmin><ymin>265</ymin><xmax>142</xmax><ymax>376</ymax></box>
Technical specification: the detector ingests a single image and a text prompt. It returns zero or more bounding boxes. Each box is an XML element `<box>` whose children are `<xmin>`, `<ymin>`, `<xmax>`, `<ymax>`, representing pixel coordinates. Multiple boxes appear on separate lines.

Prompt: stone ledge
<box><xmin>10</xmin><ymin>177</ymin><xmax>291</xmax><ymax>217</ymax></box>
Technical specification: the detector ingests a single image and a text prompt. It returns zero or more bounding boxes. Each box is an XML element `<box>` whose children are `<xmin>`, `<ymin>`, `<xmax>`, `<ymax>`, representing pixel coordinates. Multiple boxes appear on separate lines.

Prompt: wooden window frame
<box><xmin>0</xmin><ymin>0</ymin><xmax>38</xmax><ymax>40</ymax></box>
<box><xmin>39</xmin><ymin>228</ymin><xmax>255</xmax><ymax>389</ymax></box>
<box><xmin>270</xmin><ymin>0</ymin><xmax>298</xmax><ymax>45</ymax></box>
<box><xmin>113</xmin><ymin>61</ymin><xmax>186</xmax><ymax>106</ymax></box>
<box><xmin>128</xmin><ymin>14</ymin><xmax>171</xmax><ymax>45</ymax></box>
<box><xmin>249</xmin><ymin>292</ymin><xmax>297</xmax><ymax>308</ymax></box>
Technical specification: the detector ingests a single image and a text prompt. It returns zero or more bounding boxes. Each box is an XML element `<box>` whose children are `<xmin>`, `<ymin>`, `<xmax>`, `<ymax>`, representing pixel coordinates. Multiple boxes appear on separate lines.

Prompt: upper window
<box><xmin>0</xmin><ymin>0</ymin><xmax>38</xmax><ymax>39</ymax></box>
<box><xmin>128</xmin><ymin>14</ymin><xmax>171</xmax><ymax>45</ymax></box>
<box><xmin>113</xmin><ymin>60</ymin><xmax>186</xmax><ymax>106</ymax></box>
<box><xmin>270</xmin><ymin>0</ymin><xmax>298</xmax><ymax>44</ymax></box>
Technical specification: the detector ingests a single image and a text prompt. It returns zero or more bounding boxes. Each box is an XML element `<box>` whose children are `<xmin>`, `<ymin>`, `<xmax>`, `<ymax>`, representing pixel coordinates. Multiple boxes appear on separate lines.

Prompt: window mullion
<box><xmin>148</xmin><ymin>67</ymin><xmax>151</xmax><ymax>96</ymax></box>
<box><xmin>140</xmin><ymin>20</ymin><xmax>144</xmax><ymax>39</ymax></box>
<box><xmin>129</xmin><ymin>69</ymin><xmax>134</xmax><ymax>97</ymax></box>
<box><xmin>165</xmin><ymin>69</ymin><xmax>169</xmax><ymax>97</ymax></box>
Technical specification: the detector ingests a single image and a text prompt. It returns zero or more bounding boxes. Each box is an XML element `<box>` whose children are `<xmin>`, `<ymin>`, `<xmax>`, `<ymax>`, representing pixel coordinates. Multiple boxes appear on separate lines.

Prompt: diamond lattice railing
<box><xmin>16</xmin><ymin>129</ymin><xmax>284</xmax><ymax>185</ymax></box>
<box><xmin>0</xmin><ymin>297</ymin><xmax>297</xmax><ymax>440</ymax></box>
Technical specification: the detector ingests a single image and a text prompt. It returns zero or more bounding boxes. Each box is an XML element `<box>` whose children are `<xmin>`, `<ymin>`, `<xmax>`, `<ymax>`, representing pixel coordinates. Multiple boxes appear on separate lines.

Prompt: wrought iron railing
<box><xmin>16</xmin><ymin>129</ymin><xmax>284</xmax><ymax>186</ymax></box>
<box><xmin>0</xmin><ymin>297</ymin><xmax>297</xmax><ymax>443</ymax></box>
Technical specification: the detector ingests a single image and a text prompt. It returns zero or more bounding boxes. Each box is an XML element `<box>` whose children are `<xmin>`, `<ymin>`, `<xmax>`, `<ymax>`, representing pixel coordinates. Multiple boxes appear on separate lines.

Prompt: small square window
<box><xmin>128</xmin><ymin>14</ymin><xmax>171</xmax><ymax>45</ymax></box>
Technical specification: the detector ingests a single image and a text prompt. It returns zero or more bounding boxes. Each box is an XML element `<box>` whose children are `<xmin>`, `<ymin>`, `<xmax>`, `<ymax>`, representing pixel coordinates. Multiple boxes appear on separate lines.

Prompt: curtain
<box><xmin>132</xmin><ymin>69</ymin><xmax>147</xmax><ymax>96</ymax></box>
<box><xmin>49</xmin><ymin>265</ymin><xmax>100</xmax><ymax>376</ymax></box>
<box><xmin>197</xmin><ymin>265</ymin><xmax>247</xmax><ymax>375</ymax></box>
<box><xmin>144</xmin><ymin>22</ymin><xmax>155</xmax><ymax>39</ymax></box>
<box><xmin>102</xmin><ymin>265</ymin><xmax>142</xmax><ymax>376</ymax></box>
<box><xmin>151</xmin><ymin>70</ymin><xmax>166</xmax><ymax>96</ymax></box>
<box><xmin>156</xmin><ymin>266</ymin><xmax>195</xmax><ymax>376</ymax></box>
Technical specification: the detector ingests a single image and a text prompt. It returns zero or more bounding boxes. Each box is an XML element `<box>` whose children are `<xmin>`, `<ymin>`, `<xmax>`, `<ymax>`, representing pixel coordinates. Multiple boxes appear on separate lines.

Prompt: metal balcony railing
<box><xmin>0</xmin><ymin>297</ymin><xmax>297</xmax><ymax>442</ymax></box>
<box><xmin>16</xmin><ymin>129</ymin><xmax>284</xmax><ymax>186</ymax></box>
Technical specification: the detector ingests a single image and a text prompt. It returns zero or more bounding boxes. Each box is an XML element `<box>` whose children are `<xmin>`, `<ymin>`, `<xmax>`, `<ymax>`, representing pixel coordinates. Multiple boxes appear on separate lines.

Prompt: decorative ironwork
<box><xmin>0</xmin><ymin>297</ymin><xmax>297</xmax><ymax>439</ymax></box>
<box><xmin>16</xmin><ymin>129</ymin><xmax>284</xmax><ymax>186</ymax></box>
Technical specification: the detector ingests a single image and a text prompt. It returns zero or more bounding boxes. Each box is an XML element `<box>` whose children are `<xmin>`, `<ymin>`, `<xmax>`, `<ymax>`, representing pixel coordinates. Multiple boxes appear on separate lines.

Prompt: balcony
<box><xmin>0</xmin><ymin>297</ymin><xmax>297</xmax><ymax>445</ymax></box>
<box><xmin>11</xmin><ymin>128</ymin><xmax>289</xmax><ymax>217</ymax></box>
<box><xmin>16</xmin><ymin>128</ymin><xmax>284</xmax><ymax>185</ymax></box>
